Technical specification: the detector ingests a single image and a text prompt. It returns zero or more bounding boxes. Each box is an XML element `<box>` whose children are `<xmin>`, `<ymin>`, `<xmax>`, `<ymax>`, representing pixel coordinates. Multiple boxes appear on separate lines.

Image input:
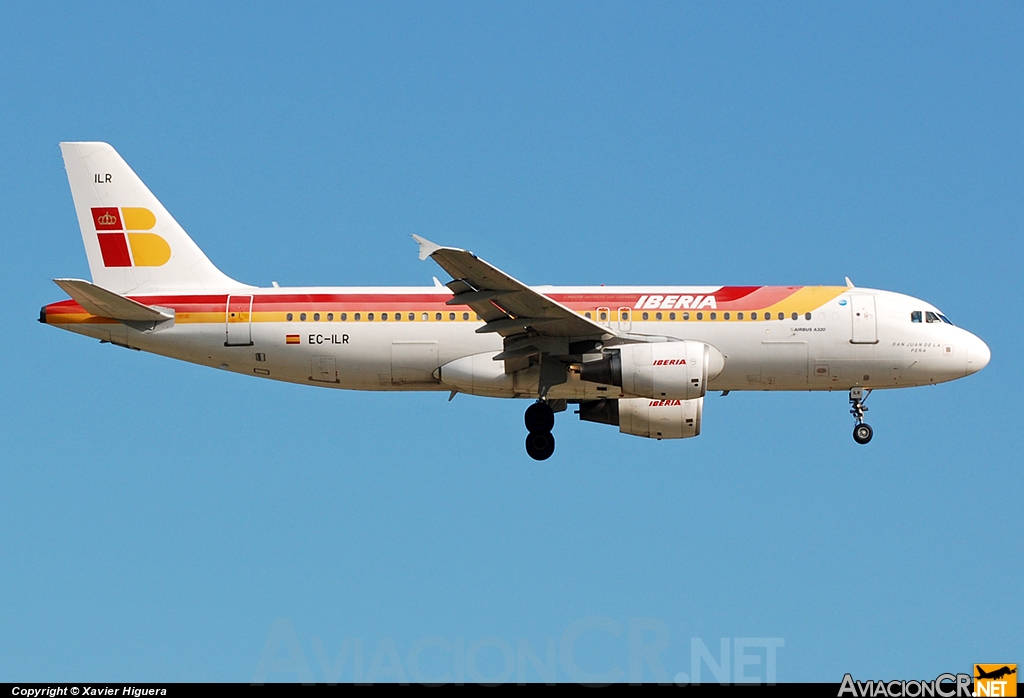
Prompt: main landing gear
<box><xmin>850</xmin><ymin>387</ymin><xmax>873</xmax><ymax>444</ymax></box>
<box><xmin>525</xmin><ymin>401</ymin><xmax>556</xmax><ymax>461</ymax></box>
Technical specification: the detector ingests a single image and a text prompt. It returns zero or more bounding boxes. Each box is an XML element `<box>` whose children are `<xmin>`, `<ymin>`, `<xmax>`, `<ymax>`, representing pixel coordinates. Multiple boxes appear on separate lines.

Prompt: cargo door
<box><xmin>391</xmin><ymin>341</ymin><xmax>439</xmax><ymax>385</ymax></box>
<box><xmin>311</xmin><ymin>355</ymin><xmax>338</xmax><ymax>383</ymax></box>
<box><xmin>760</xmin><ymin>342</ymin><xmax>808</xmax><ymax>387</ymax></box>
<box><xmin>225</xmin><ymin>295</ymin><xmax>253</xmax><ymax>346</ymax></box>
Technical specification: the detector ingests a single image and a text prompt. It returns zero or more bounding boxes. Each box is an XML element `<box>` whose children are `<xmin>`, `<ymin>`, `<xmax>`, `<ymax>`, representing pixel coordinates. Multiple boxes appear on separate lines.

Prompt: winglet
<box><xmin>411</xmin><ymin>234</ymin><xmax>443</xmax><ymax>261</ymax></box>
<box><xmin>845</xmin><ymin>276</ymin><xmax>855</xmax><ymax>288</ymax></box>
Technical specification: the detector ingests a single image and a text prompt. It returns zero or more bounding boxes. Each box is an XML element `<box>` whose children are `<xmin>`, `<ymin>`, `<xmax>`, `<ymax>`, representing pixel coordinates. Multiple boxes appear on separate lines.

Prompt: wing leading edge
<box><xmin>412</xmin><ymin>235</ymin><xmax>618</xmax><ymax>380</ymax></box>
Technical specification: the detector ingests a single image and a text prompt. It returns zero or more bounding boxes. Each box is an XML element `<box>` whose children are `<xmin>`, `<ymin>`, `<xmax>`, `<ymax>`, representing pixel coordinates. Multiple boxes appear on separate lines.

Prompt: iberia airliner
<box><xmin>41</xmin><ymin>143</ymin><xmax>991</xmax><ymax>459</ymax></box>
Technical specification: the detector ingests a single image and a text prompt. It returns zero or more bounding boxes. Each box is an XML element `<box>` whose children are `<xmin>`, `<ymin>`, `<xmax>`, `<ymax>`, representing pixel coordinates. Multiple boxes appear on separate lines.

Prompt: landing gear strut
<box><xmin>850</xmin><ymin>387</ymin><xmax>873</xmax><ymax>444</ymax></box>
<box><xmin>524</xmin><ymin>401</ymin><xmax>556</xmax><ymax>460</ymax></box>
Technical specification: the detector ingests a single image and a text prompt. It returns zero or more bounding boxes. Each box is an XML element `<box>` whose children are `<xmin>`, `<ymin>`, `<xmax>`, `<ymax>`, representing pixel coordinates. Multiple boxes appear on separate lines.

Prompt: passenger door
<box><xmin>850</xmin><ymin>294</ymin><xmax>878</xmax><ymax>344</ymax></box>
<box><xmin>225</xmin><ymin>294</ymin><xmax>253</xmax><ymax>346</ymax></box>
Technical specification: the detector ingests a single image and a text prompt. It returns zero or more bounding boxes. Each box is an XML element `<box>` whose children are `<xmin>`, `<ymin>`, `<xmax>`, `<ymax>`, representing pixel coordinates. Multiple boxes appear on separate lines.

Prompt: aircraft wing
<box><xmin>413</xmin><ymin>236</ymin><xmax>619</xmax><ymax>376</ymax></box>
<box><xmin>413</xmin><ymin>236</ymin><xmax>616</xmax><ymax>339</ymax></box>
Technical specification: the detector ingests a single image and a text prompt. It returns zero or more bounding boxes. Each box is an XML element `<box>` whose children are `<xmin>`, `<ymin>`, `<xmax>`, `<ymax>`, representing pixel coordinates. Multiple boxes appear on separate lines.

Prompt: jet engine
<box><xmin>579</xmin><ymin>340</ymin><xmax>723</xmax><ymax>400</ymax></box>
<box><xmin>578</xmin><ymin>397</ymin><xmax>703</xmax><ymax>439</ymax></box>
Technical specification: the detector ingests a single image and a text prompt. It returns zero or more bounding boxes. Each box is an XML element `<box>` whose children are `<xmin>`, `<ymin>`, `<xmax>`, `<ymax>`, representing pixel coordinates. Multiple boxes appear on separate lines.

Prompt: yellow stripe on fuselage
<box><xmin>757</xmin><ymin>286</ymin><xmax>847</xmax><ymax>316</ymax></box>
<box><xmin>49</xmin><ymin>287</ymin><xmax>850</xmax><ymax>326</ymax></box>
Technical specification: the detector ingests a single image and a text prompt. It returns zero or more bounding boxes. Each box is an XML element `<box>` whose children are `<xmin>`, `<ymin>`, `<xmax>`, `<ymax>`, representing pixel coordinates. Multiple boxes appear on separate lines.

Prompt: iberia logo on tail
<box><xmin>90</xmin><ymin>207</ymin><xmax>170</xmax><ymax>267</ymax></box>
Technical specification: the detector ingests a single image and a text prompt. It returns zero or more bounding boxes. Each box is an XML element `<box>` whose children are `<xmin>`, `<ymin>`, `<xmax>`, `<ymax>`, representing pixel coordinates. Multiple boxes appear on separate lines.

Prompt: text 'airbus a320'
<box><xmin>41</xmin><ymin>143</ymin><xmax>990</xmax><ymax>459</ymax></box>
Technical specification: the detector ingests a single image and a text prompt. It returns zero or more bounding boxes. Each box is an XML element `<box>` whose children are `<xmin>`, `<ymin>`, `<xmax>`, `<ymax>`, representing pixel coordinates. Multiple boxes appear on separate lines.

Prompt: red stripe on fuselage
<box><xmin>43</xmin><ymin>286</ymin><xmax>808</xmax><ymax>319</ymax></box>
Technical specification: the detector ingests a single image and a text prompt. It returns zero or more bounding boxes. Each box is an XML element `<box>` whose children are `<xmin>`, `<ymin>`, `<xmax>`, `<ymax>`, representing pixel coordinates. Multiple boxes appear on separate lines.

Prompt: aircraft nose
<box><xmin>966</xmin><ymin>334</ymin><xmax>990</xmax><ymax>375</ymax></box>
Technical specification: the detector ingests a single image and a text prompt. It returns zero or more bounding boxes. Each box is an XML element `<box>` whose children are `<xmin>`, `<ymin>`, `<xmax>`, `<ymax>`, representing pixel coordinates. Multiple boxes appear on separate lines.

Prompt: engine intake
<box><xmin>579</xmin><ymin>340</ymin><xmax>722</xmax><ymax>400</ymax></box>
<box><xmin>579</xmin><ymin>397</ymin><xmax>703</xmax><ymax>439</ymax></box>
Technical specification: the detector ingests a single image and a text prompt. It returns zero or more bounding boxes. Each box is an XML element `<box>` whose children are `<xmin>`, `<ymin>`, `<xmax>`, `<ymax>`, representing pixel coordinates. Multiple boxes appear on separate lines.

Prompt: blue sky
<box><xmin>1</xmin><ymin>1</ymin><xmax>1020</xmax><ymax>683</ymax></box>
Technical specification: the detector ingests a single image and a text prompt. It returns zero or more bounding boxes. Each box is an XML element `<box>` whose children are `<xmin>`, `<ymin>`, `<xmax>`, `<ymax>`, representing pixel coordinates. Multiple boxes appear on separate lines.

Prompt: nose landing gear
<box><xmin>524</xmin><ymin>401</ymin><xmax>556</xmax><ymax>460</ymax></box>
<box><xmin>850</xmin><ymin>387</ymin><xmax>873</xmax><ymax>444</ymax></box>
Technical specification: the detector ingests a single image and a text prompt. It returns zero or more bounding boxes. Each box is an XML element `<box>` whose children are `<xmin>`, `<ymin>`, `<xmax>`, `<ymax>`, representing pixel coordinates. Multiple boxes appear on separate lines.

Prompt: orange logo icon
<box><xmin>975</xmin><ymin>665</ymin><xmax>1017</xmax><ymax>697</ymax></box>
<box><xmin>90</xmin><ymin>207</ymin><xmax>170</xmax><ymax>267</ymax></box>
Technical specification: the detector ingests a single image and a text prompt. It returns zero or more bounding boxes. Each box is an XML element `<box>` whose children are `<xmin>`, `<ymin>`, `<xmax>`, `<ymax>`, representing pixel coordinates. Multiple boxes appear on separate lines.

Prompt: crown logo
<box><xmin>97</xmin><ymin>211</ymin><xmax>117</xmax><ymax>226</ymax></box>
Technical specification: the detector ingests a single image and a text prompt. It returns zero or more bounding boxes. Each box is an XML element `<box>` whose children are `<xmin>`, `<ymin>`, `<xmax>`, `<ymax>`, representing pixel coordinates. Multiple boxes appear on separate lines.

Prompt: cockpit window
<box><xmin>911</xmin><ymin>311</ymin><xmax>922</xmax><ymax>323</ymax></box>
<box><xmin>925</xmin><ymin>311</ymin><xmax>942</xmax><ymax>323</ymax></box>
<box><xmin>938</xmin><ymin>314</ymin><xmax>954</xmax><ymax>325</ymax></box>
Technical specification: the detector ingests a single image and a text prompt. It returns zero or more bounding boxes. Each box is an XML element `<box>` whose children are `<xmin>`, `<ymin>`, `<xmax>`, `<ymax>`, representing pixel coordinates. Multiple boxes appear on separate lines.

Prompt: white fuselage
<box><xmin>44</xmin><ymin>285</ymin><xmax>990</xmax><ymax>400</ymax></box>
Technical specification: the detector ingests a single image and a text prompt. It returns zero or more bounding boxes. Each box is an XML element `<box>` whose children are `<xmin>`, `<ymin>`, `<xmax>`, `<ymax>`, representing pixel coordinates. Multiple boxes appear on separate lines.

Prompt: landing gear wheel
<box><xmin>525</xmin><ymin>431</ymin><xmax>556</xmax><ymax>461</ymax></box>
<box><xmin>525</xmin><ymin>401</ymin><xmax>555</xmax><ymax>433</ymax></box>
<box><xmin>853</xmin><ymin>423</ymin><xmax>873</xmax><ymax>445</ymax></box>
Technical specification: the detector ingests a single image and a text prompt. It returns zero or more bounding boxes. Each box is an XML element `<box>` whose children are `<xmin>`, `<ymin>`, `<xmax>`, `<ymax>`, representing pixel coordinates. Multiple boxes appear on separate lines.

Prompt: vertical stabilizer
<box><xmin>60</xmin><ymin>142</ymin><xmax>248</xmax><ymax>295</ymax></box>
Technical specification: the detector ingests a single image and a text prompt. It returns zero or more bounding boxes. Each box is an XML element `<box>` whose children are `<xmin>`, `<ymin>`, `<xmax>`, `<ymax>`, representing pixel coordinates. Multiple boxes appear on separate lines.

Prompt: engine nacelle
<box><xmin>579</xmin><ymin>397</ymin><xmax>703</xmax><ymax>439</ymax></box>
<box><xmin>579</xmin><ymin>340</ymin><xmax>723</xmax><ymax>400</ymax></box>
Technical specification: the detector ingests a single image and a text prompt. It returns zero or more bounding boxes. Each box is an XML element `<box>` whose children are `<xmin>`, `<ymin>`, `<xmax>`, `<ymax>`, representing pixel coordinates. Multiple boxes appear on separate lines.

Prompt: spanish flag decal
<box><xmin>286</xmin><ymin>335</ymin><xmax>300</xmax><ymax>345</ymax></box>
<box><xmin>91</xmin><ymin>207</ymin><xmax>170</xmax><ymax>267</ymax></box>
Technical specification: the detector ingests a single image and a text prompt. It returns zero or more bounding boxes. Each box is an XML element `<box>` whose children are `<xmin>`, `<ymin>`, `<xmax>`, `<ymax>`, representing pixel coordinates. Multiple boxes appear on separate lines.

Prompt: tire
<box><xmin>853</xmin><ymin>423</ymin><xmax>873</xmax><ymax>445</ymax></box>
<box><xmin>525</xmin><ymin>431</ymin><xmax>556</xmax><ymax>461</ymax></box>
<box><xmin>524</xmin><ymin>402</ymin><xmax>555</xmax><ymax>434</ymax></box>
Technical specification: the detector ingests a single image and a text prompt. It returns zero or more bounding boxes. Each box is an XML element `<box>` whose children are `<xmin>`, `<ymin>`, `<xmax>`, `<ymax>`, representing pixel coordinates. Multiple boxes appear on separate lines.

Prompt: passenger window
<box><xmin>313</xmin><ymin>313</ymin><xmax>320</xmax><ymax>321</ymax></box>
<box><xmin>435</xmin><ymin>312</ymin><xmax>442</xmax><ymax>321</ymax></box>
<box><xmin>394</xmin><ymin>312</ymin><xmax>400</xmax><ymax>321</ymax></box>
<box><xmin>599</xmin><ymin>311</ymin><xmax>607</xmax><ymax>321</ymax></box>
<box><xmin>327</xmin><ymin>313</ymin><xmax>333</xmax><ymax>321</ymax></box>
<box><xmin>791</xmin><ymin>312</ymin><xmax>797</xmax><ymax>320</ymax></box>
<box><xmin>696</xmin><ymin>312</ymin><xmax>703</xmax><ymax>320</ymax></box>
<box><xmin>421</xmin><ymin>313</ymin><xmax>428</xmax><ymax>321</ymax></box>
<box><xmin>737</xmin><ymin>312</ymin><xmax>744</xmax><ymax>320</ymax></box>
<box><xmin>926</xmin><ymin>311</ymin><xmax>941</xmax><ymax>323</ymax></box>
<box><xmin>448</xmin><ymin>312</ymin><xmax>455</xmax><ymax>321</ymax></box>
<box><xmin>682</xmin><ymin>312</ymin><xmax>690</xmax><ymax>320</ymax></box>
<box><xmin>463</xmin><ymin>312</ymin><xmax>469</xmax><ymax>321</ymax></box>
<box><xmin>368</xmin><ymin>312</ymin><xmax>374</xmax><ymax>321</ymax></box>
<box><xmin>751</xmin><ymin>312</ymin><xmax>757</xmax><ymax>320</ymax></box>
<box><xmin>710</xmin><ymin>312</ymin><xmax>716</xmax><ymax>320</ymax></box>
<box><xmin>804</xmin><ymin>312</ymin><xmax>811</xmax><ymax>320</ymax></box>
<box><xmin>286</xmin><ymin>313</ymin><xmax>293</xmax><ymax>321</ymax></box>
<box><xmin>655</xmin><ymin>312</ymin><xmax>662</xmax><ymax>320</ymax></box>
<box><xmin>642</xmin><ymin>312</ymin><xmax>650</xmax><ymax>320</ymax></box>
<box><xmin>341</xmin><ymin>313</ymin><xmax>347</xmax><ymax>321</ymax></box>
<box><xmin>410</xmin><ymin>313</ymin><xmax>416</xmax><ymax>321</ymax></box>
<box><xmin>669</xmin><ymin>312</ymin><xmax>676</xmax><ymax>320</ymax></box>
<box><xmin>778</xmin><ymin>312</ymin><xmax>785</xmax><ymax>320</ymax></box>
<box><xmin>300</xmin><ymin>313</ymin><xmax>307</xmax><ymax>321</ymax></box>
<box><xmin>621</xmin><ymin>311</ymin><xmax>629</xmax><ymax>321</ymax></box>
<box><xmin>585</xmin><ymin>312</ymin><xmax>592</xmax><ymax>319</ymax></box>
<box><xmin>354</xmin><ymin>313</ymin><xmax>361</xmax><ymax>321</ymax></box>
<box><xmin>723</xmin><ymin>312</ymin><xmax>730</xmax><ymax>320</ymax></box>
<box><xmin>381</xmin><ymin>313</ymin><xmax>388</xmax><ymax>321</ymax></box>
<box><xmin>911</xmin><ymin>311</ymin><xmax>922</xmax><ymax>323</ymax></box>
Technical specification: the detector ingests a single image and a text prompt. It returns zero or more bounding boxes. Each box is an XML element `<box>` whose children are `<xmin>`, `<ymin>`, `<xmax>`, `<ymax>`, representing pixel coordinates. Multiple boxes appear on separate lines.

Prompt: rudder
<box><xmin>60</xmin><ymin>142</ymin><xmax>248</xmax><ymax>295</ymax></box>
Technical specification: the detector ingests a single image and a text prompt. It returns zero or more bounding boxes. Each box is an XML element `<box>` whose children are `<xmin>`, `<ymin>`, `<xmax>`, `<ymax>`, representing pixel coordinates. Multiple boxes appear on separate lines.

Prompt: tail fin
<box><xmin>60</xmin><ymin>142</ymin><xmax>249</xmax><ymax>295</ymax></box>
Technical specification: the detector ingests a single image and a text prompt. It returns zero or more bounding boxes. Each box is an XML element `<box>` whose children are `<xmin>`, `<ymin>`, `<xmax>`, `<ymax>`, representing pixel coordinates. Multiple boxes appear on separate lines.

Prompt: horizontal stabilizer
<box><xmin>53</xmin><ymin>278</ymin><xmax>174</xmax><ymax>323</ymax></box>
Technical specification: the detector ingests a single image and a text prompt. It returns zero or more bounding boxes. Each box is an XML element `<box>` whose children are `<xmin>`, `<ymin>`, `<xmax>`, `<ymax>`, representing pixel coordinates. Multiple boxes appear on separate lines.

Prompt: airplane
<box><xmin>975</xmin><ymin>666</ymin><xmax>1016</xmax><ymax>681</ymax></box>
<box><xmin>40</xmin><ymin>142</ymin><xmax>991</xmax><ymax>460</ymax></box>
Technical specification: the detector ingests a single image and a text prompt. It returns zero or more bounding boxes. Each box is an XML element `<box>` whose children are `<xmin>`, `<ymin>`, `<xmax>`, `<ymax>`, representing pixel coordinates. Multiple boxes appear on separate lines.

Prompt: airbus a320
<box><xmin>41</xmin><ymin>143</ymin><xmax>991</xmax><ymax>459</ymax></box>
